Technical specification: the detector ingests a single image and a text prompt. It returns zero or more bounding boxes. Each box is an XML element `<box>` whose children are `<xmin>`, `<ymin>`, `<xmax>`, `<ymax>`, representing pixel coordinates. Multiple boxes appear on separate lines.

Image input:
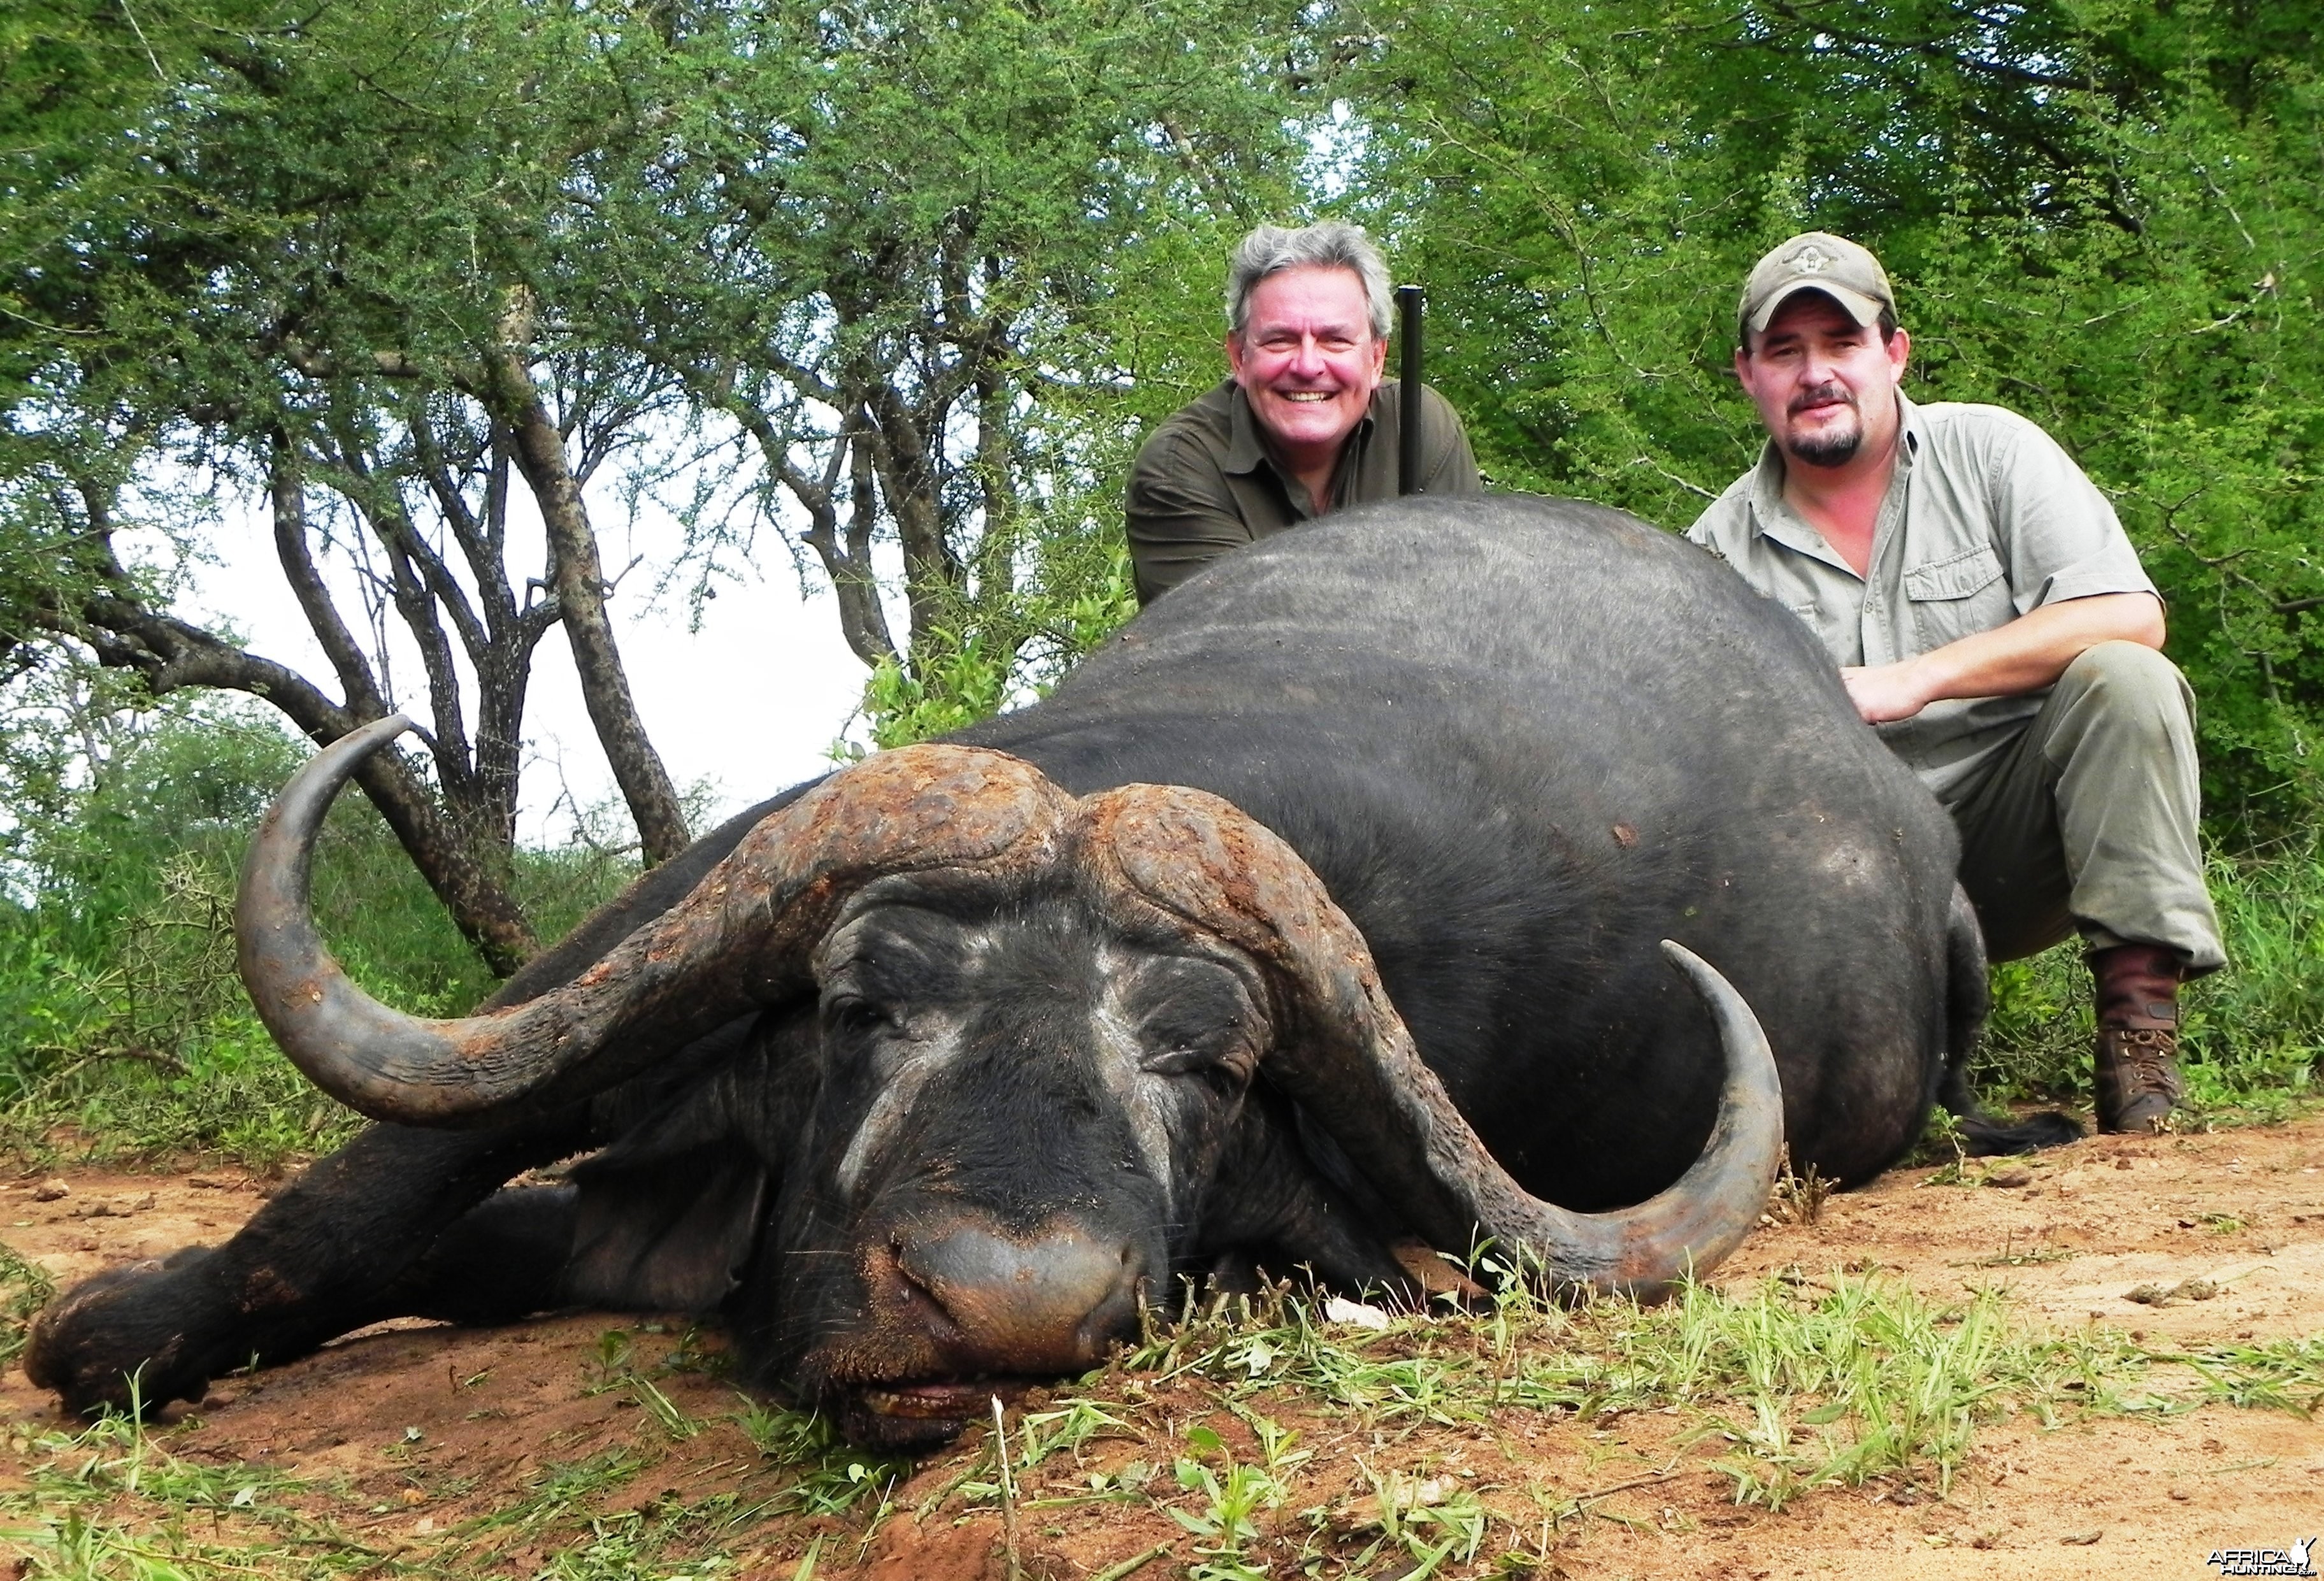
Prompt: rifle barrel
<box><xmin>1397</xmin><ymin>285</ymin><xmax>1424</xmax><ymax>495</ymax></box>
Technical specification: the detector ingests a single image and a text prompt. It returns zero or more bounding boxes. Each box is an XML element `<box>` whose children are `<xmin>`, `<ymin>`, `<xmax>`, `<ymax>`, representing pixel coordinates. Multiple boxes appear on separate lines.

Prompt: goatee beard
<box><xmin>1787</xmin><ymin>383</ymin><xmax>1862</xmax><ymax>468</ymax></box>
<box><xmin>1790</xmin><ymin>427</ymin><xmax>1863</xmax><ymax>468</ymax></box>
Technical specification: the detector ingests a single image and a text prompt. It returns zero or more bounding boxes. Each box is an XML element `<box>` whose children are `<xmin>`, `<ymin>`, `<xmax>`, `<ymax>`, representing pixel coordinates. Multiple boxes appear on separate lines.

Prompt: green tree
<box><xmin>1347</xmin><ymin>0</ymin><xmax>2324</xmax><ymax>829</ymax></box>
<box><xmin>2</xmin><ymin>0</ymin><xmax>1318</xmax><ymax>973</ymax></box>
<box><xmin>2</xmin><ymin>0</ymin><xmax>699</xmax><ymax>970</ymax></box>
<box><xmin>570</xmin><ymin>0</ymin><xmax>1310</xmax><ymax>733</ymax></box>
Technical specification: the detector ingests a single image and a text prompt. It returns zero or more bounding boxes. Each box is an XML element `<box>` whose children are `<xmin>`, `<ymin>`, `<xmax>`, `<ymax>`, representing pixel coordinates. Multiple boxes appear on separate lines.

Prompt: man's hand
<box><xmin>1837</xmin><ymin>591</ymin><xmax>2165</xmax><ymax>726</ymax></box>
<box><xmin>1840</xmin><ymin>661</ymin><xmax>1932</xmax><ymax>723</ymax></box>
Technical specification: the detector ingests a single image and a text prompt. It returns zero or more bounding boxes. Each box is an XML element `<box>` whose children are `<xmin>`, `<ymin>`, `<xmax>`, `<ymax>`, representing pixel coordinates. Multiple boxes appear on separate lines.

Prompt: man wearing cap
<box><xmin>1688</xmin><ymin>231</ymin><xmax>2224</xmax><ymax>1134</ymax></box>
<box><xmin>1124</xmin><ymin>220</ymin><xmax>1482</xmax><ymax>606</ymax></box>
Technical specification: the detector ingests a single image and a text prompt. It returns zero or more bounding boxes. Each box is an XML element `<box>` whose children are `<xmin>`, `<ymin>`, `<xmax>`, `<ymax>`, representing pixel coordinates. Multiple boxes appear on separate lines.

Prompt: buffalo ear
<box><xmin>564</xmin><ymin>1139</ymin><xmax>768</xmax><ymax>1313</ymax></box>
<box><xmin>561</xmin><ymin>1008</ymin><xmax>812</xmax><ymax>1313</ymax></box>
<box><xmin>1085</xmin><ymin>782</ymin><xmax>1784</xmax><ymax>1301</ymax></box>
<box><xmin>1199</xmin><ymin>1092</ymin><xmax>1411</xmax><ymax>1293</ymax></box>
<box><xmin>561</xmin><ymin>1050</ymin><xmax>788</xmax><ymax>1313</ymax></box>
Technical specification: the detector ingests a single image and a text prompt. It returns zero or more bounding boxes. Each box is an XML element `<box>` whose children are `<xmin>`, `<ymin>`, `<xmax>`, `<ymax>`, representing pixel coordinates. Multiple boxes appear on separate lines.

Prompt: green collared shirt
<box><xmin>1686</xmin><ymin>393</ymin><xmax>2158</xmax><ymax>799</ymax></box>
<box><xmin>1124</xmin><ymin>376</ymin><xmax>1482</xmax><ymax>605</ymax></box>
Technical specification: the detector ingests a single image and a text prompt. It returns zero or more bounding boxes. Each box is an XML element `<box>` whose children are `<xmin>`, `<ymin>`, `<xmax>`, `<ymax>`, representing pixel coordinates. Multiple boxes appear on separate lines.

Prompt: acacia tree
<box><xmin>4</xmin><ymin>0</ymin><xmax>1320</xmax><ymax>969</ymax></box>
<box><xmin>3</xmin><ymin>0</ymin><xmax>695</xmax><ymax>971</ymax></box>
<box><xmin>568</xmin><ymin>0</ymin><xmax>1310</xmax><ymax>724</ymax></box>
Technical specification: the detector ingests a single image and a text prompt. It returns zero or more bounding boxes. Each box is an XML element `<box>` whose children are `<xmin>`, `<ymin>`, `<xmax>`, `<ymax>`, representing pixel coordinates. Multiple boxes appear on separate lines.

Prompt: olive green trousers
<box><xmin>1939</xmin><ymin>641</ymin><xmax>2225</xmax><ymax>973</ymax></box>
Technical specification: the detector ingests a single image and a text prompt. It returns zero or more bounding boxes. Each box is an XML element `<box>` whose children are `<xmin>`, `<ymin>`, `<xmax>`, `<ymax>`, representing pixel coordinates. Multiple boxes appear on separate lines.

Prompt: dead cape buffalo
<box><xmin>28</xmin><ymin>495</ymin><xmax>2062</xmax><ymax>1450</ymax></box>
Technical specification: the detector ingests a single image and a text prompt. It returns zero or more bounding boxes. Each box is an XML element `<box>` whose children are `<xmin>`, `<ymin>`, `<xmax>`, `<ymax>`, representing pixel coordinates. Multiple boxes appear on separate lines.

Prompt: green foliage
<box><xmin>2</xmin><ymin>0</ymin><xmax>1308</xmax><ymax>954</ymax></box>
<box><xmin>1122</xmin><ymin>1271</ymin><xmax>2201</xmax><ymax>1527</ymax></box>
<box><xmin>0</xmin><ymin>1239</ymin><xmax>56</xmax><ymax>1370</ymax></box>
<box><xmin>850</xmin><ymin>515</ymin><xmax>1138</xmax><ymax>752</ymax></box>
<box><xmin>0</xmin><ymin>692</ymin><xmax>635</xmax><ymax>1167</ymax></box>
<box><xmin>729</xmin><ymin>1403</ymin><xmax>913</xmax><ymax>1520</ymax></box>
<box><xmin>1347</xmin><ymin>0</ymin><xmax>2324</xmax><ymax>831</ymax></box>
<box><xmin>2162</xmin><ymin>1334</ymin><xmax>2324</xmax><ymax>1415</ymax></box>
<box><xmin>0</xmin><ymin>1406</ymin><xmax>368</xmax><ymax>1579</ymax></box>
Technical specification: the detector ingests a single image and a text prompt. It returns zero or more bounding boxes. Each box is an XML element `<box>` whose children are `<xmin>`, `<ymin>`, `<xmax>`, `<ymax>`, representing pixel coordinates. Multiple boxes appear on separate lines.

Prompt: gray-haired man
<box><xmin>1125</xmin><ymin>220</ymin><xmax>1482</xmax><ymax>605</ymax></box>
<box><xmin>1688</xmin><ymin>231</ymin><xmax>2225</xmax><ymax>1133</ymax></box>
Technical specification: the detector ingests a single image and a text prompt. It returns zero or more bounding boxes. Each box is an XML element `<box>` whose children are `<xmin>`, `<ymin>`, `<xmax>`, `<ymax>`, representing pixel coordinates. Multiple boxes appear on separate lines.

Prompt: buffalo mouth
<box><xmin>831</xmin><ymin>1375</ymin><xmax>1044</xmax><ymax>1451</ymax></box>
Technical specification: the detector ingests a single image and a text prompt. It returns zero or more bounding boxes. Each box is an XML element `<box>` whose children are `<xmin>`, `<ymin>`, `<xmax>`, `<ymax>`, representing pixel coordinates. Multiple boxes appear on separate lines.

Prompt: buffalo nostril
<box><xmin>894</xmin><ymin>1222</ymin><xmax>1144</xmax><ymax>1368</ymax></box>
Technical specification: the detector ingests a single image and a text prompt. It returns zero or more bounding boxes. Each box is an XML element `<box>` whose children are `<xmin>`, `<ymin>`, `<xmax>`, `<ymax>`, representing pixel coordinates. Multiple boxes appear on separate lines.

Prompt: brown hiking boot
<box><xmin>2091</xmin><ymin>943</ymin><xmax>2188</xmax><ymax>1133</ymax></box>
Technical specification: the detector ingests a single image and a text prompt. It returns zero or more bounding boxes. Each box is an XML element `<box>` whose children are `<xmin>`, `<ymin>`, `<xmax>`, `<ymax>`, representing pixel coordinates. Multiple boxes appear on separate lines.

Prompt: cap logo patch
<box><xmin>1791</xmin><ymin>244</ymin><xmax>1831</xmax><ymax>274</ymax></box>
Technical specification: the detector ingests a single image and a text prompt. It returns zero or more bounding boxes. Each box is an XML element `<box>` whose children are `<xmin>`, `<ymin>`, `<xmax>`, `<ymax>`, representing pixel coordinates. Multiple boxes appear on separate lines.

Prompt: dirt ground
<box><xmin>4</xmin><ymin>1113</ymin><xmax>2322</xmax><ymax>1580</ymax></box>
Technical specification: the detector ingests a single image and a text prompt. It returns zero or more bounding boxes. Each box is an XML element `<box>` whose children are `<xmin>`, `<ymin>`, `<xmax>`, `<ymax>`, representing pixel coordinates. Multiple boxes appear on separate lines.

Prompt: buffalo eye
<box><xmin>822</xmin><ymin>992</ymin><xmax>891</xmax><ymax>1036</ymax></box>
<box><xmin>1137</xmin><ymin>1030</ymin><xmax>1259</xmax><ymax>1087</ymax></box>
<box><xmin>1140</xmin><ymin>1045</ymin><xmax>1214</xmax><ymax>1078</ymax></box>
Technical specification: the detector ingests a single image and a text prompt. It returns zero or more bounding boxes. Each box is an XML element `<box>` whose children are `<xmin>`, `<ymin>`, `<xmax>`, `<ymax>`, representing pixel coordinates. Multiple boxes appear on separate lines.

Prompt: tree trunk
<box><xmin>485</xmin><ymin>307</ymin><xmax>691</xmax><ymax>868</ymax></box>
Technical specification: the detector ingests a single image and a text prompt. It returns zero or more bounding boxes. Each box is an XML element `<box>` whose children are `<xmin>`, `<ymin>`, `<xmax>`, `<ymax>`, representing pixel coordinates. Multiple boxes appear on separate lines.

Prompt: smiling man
<box><xmin>1124</xmin><ymin>222</ymin><xmax>1481</xmax><ymax>605</ymax></box>
<box><xmin>1687</xmin><ymin>232</ymin><xmax>2224</xmax><ymax>1134</ymax></box>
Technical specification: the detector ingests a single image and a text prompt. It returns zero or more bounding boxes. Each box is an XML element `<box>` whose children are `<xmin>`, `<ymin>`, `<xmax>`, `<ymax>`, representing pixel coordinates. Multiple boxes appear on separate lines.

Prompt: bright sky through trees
<box><xmin>181</xmin><ymin>487</ymin><xmax>872</xmax><ymax>841</ymax></box>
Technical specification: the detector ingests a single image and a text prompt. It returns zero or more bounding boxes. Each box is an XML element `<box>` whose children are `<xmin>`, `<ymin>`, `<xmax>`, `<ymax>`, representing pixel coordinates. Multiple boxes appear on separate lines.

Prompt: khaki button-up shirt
<box><xmin>1687</xmin><ymin>394</ymin><xmax>2158</xmax><ymax>801</ymax></box>
<box><xmin>1124</xmin><ymin>377</ymin><xmax>1482</xmax><ymax>604</ymax></box>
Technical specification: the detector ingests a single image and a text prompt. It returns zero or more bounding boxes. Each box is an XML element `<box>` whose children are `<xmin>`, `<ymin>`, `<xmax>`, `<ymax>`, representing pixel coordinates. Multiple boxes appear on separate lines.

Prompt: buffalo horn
<box><xmin>1086</xmin><ymin>783</ymin><xmax>1782</xmax><ymax>1299</ymax></box>
<box><xmin>236</xmin><ymin>718</ymin><xmax>1074</xmax><ymax>1126</ymax></box>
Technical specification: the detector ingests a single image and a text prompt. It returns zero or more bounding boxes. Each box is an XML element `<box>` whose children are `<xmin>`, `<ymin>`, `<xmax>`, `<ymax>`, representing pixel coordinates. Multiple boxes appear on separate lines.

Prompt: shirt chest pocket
<box><xmin>1902</xmin><ymin>545</ymin><xmax>2013</xmax><ymax>650</ymax></box>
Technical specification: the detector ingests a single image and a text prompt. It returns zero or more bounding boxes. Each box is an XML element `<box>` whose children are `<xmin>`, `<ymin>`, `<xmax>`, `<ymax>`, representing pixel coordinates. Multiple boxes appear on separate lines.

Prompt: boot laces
<box><xmin>2105</xmin><ymin>1027</ymin><xmax>2179</xmax><ymax>1093</ymax></box>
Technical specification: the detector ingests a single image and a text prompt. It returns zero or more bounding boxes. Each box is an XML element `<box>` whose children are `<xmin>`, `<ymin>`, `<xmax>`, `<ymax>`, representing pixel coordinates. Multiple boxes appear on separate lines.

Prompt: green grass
<box><xmin>0</xmin><ymin>1238</ymin><xmax>56</xmax><ymax>1368</ymax></box>
<box><xmin>1105</xmin><ymin>1273</ymin><xmax>2168</xmax><ymax>1515</ymax></box>
<box><xmin>0</xmin><ymin>1406</ymin><xmax>386</xmax><ymax>1580</ymax></box>
<box><xmin>0</xmin><ymin>1277</ymin><xmax>2313</xmax><ymax>1580</ymax></box>
<box><xmin>929</xmin><ymin>1272</ymin><xmax>2306</xmax><ymax>1571</ymax></box>
<box><xmin>0</xmin><ymin>808</ymin><xmax>635</xmax><ymax>1173</ymax></box>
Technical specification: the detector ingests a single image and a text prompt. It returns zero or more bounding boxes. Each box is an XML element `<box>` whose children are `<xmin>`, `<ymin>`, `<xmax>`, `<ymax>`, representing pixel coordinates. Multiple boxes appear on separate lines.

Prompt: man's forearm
<box><xmin>1841</xmin><ymin>591</ymin><xmax>2165</xmax><ymax>723</ymax></box>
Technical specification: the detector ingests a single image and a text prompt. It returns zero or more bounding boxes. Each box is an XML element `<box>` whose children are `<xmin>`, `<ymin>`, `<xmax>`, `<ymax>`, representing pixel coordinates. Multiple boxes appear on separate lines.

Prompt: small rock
<box><xmin>2169</xmin><ymin>1489</ymin><xmax>2190</xmax><ymax>1501</ymax></box>
<box><xmin>1323</xmin><ymin>1296</ymin><xmax>1391</xmax><ymax>1331</ymax></box>
<box><xmin>2060</xmin><ymin>1529</ymin><xmax>2104</xmax><ymax>1545</ymax></box>
<box><xmin>31</xmin><ymin>1179</ymin><xmax>68</xmax><ymax>1203</ymax></box>
<box><xmin>2114</xmin><ymin>1157</ymin><xmax>2134</xmax><ymax>1171</ymax></box>
<box><xmin>1984</xmin><ymin>1168</ymin><xmax>2032</xmax><ymax>1189</ymax></box>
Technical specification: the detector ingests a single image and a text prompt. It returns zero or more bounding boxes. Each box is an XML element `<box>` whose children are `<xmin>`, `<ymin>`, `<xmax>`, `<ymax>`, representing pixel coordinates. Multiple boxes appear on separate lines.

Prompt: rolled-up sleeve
<box><xmin>1983</xmin><ymin>415</ymin><xmax>2156</xmax><ymax>613</ymax></box>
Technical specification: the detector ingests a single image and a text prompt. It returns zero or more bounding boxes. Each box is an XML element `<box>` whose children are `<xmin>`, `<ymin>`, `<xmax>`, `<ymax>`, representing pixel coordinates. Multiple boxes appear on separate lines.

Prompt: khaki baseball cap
<box><xmin>1738</xmin><ymin>232</ymin><xmax>1895</xmax><ymax>337</ymax></box>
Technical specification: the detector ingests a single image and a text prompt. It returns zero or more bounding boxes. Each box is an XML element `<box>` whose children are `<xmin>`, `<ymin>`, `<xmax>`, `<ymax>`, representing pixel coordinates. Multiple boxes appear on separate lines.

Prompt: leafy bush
<box><xmin>1351</xmin><ymin>0</ymin><xmax>2324</xmax><ymax>834</ymax></box>
<box><xmin>0</xmin><ymin>695</ymin><xmax>636</xmax><ymax>1168</ymax></box>
<box><xmin>846</xmin><ymin>451</ymin><xmax>1140</xmax><ymax>753</ymax></box>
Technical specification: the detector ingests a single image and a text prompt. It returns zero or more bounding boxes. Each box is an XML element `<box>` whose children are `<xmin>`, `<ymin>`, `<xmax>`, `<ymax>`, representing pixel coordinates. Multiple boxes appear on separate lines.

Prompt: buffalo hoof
<box><xmin>24</xmin><ymin>1247</ymin><xmax>222</xmax><ymax>1417</ymax></box>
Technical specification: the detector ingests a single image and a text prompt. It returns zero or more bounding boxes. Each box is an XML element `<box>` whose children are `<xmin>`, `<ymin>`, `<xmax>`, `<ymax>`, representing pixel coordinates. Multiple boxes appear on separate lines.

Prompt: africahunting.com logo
<box><xmin>2207</xmin><ymin>1539</ymin><xmax>2317</xmax><ymax>1578</ymax></box>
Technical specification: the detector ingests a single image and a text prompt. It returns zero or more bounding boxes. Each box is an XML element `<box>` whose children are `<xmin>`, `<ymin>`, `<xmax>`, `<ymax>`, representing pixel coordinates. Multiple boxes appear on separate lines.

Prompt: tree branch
<box><xmin>484</xmin><ymin>293</ymin><xmax>691</xmax><ymax>866</ymax></box>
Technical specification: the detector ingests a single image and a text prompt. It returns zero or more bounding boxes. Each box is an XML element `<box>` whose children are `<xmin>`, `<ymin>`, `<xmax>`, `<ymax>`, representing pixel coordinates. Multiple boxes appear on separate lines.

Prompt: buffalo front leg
<box><xmin>25</xmin><ymin>1116</ymin><xmax>582</xmax><ymax>1417</ymax></box>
